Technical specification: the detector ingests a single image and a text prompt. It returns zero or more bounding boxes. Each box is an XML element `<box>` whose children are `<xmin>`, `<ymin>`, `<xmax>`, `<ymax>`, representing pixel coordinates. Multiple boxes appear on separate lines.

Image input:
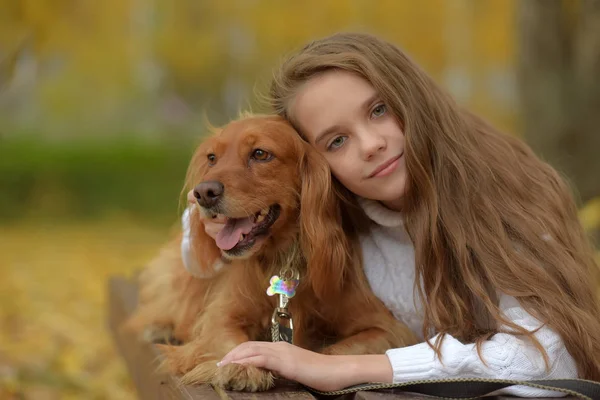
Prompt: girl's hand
<box><xmin>187</xmin><ymin>190</ymin><xmax>226</xmax><ymax>240</ymax></box>
<box><xmin>218</xmin><ymin>341</ymin><xmax>394</xmax><ymax>392</ymax></box>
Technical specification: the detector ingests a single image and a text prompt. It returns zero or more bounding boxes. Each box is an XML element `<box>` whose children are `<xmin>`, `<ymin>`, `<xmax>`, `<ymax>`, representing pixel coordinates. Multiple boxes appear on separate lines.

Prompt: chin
<box><xmin>361</xmin><ymin>187</ymin><xmax>407</xmax><ymax>208</ymax></box>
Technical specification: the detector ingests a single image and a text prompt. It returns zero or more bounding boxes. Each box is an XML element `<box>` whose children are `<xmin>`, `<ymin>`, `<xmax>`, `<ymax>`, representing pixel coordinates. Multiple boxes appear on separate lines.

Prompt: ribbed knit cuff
<box><xmin>385</xmin><ymin>342</ymin><xmax>441</xmax><ymax>382</ymax></box>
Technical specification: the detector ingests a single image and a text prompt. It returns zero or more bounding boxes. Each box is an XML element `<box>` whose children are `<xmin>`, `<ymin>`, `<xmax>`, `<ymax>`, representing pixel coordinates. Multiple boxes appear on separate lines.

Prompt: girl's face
<box><xmin>290</xmin><ymin>70</ymin><xmax>407</xmax><ymax>210</ymax></box>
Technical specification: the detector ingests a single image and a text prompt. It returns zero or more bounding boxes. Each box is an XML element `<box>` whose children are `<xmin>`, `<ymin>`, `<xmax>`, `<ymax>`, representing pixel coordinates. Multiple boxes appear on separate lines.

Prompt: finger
<box><xmin>199</xmin><ymin>212</ymin><xmax>227</xmax><ymax>223</ymax></box>
<box><xmin>230</xmin><ymin>355</ymin><xmax>280</xmax><ymax>373</ymax></box>
<box><xmin>219</xmin><ymin>342</ymin><xmax>266</xmax><ymax>365</ymax></box>
<box><xmin>187</xmin><ymin>190</ymin><xmax>196</xmax><ymax>204</ymax></box>
<box><xmin>219</xmin><ymin>342</ymin><xmax>275</xmax><ymax>366</ymax></box>
<box><xmin>212</xmin><ymin>214</ymin><xmax>227</xmax><ymax>224</ymax></box>
<box><xmin>205</xmin><ymin>220</ymin><xmax>227</xmax><ymax>238</ymax></box>
<box><xmin>205</xmin><ymin>225</ymin><xmax>220</xmax><ymax>240</ymax></box>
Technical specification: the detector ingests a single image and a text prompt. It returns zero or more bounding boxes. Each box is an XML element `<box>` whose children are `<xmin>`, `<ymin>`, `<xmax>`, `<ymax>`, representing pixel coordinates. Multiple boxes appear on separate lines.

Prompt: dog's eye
<box><xmin>251</xmin><ymin>149</ymin><xmax>272</xmax><ymax>162</ymax></box>
<box><xmin>207</xmin><ymin>154</ymin><xmax>217</xmax><ymax>165</ymax></box>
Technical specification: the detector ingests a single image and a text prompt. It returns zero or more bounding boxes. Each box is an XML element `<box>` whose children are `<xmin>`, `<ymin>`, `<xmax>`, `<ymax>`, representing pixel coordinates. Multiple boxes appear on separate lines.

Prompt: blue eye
<box><xmin>327</xmin><ymin>136</ymin><xmax>347</xmax><ymax>151</ymax></box>
<box><xmin>371</xmin><ymin>104</ymin><xmax>387</xmax><ymax>118</ymax></box>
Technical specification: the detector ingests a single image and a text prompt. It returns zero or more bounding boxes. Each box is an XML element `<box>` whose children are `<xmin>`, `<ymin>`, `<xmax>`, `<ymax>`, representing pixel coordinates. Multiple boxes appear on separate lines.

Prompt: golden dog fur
<box><xmin>126</xmin><ymin>115</ymin><xmax>416</xmax><ymax>391</ymax></box>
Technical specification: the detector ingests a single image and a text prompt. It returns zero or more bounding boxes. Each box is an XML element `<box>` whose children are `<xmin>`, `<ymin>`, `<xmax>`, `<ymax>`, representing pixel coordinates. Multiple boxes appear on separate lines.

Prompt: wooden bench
<box><xmin>107</xmin><ymin>276</ymin><xmax>577</xmax><ymax>400</ymax></box>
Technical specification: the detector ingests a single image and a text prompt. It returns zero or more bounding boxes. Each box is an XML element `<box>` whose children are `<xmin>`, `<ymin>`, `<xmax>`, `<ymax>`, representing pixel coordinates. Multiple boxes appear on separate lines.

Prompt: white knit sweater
<box><xmin>356</xmin><ymin>197</ymin><xmax>577</xmax><ymax>397</ymax></box>
<box><xmin>181</xmin><ymin>202</ymin><xmax>578</xmax><ymax>397</ymax></box>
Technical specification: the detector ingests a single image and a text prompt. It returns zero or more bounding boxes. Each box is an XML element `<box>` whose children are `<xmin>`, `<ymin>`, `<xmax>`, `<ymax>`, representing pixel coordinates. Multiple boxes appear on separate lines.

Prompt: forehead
<box><xmin>291</xmin><ymin>70</ymin><xmax>377</xmax><ymax>141</ymax></box>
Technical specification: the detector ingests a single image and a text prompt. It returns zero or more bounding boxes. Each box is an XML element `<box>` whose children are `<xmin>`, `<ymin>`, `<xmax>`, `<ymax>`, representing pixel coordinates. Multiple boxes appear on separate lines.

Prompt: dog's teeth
<box><xmin>240</xmin><ymin>233</ymin><xmax>245</xmax><ymax>241</ymax></box>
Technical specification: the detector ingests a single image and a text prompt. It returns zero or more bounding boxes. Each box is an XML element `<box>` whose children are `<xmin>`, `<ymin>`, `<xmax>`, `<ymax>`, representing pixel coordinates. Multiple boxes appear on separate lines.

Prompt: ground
<box><xmin>0</xmin><ymin>218</ymin><xmax>170</xmax><ymax>400</ymax></box>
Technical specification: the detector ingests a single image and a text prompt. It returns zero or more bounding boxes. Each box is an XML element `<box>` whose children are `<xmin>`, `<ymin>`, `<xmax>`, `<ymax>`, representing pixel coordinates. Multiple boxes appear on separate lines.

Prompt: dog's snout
<box><xmin>194</xmin><ymin>181</ymin><xmax>224</xmax><ymax>208</ymax></box>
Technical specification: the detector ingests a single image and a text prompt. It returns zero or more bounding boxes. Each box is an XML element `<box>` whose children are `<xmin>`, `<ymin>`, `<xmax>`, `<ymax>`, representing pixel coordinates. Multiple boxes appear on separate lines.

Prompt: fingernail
<box><xmin>216</xmin><ymin>361</ymin><xmax>222</xmax><ymax>367</ymax></box>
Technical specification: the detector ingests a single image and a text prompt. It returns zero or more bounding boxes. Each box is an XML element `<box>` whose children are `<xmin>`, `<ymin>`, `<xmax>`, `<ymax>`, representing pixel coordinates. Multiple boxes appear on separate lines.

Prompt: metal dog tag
<box><xmin>267</xmin><ymin>269</ymin><xmax>299</xmax><ymax>345</ymax></box>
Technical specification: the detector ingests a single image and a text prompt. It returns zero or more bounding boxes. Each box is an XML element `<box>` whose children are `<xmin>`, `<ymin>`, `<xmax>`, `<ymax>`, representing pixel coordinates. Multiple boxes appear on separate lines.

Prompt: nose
<box><xmin>193</xmin><ymin>181</ymin><xmax>224</xmax><ymax>208</ymax></box>
<box><xmin>358</xmin><ymin>129</ymin><xmax>386</xmax><ymax>160</ymax></box>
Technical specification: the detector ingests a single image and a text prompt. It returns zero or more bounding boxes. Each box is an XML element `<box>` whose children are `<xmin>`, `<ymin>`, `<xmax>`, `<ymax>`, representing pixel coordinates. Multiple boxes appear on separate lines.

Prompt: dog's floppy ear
<box><xmin>298</xmin><ymin>143</ymin><xmax>350</xmax><ymax>301</ymax></box>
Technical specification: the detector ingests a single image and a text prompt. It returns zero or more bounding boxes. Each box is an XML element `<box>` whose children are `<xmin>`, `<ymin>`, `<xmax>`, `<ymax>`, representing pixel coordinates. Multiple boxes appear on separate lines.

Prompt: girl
<box><xmin>183</xmin><ymin>33</ymin><xmax>600</xmax><ymax>396</ymax></box>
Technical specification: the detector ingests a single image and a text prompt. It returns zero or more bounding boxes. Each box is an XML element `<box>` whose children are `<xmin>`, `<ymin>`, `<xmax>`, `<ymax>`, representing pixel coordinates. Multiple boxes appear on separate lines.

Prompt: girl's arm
<box><xmin>219</xmin><ymin>295</ymin><xmax>577</xmax><ymax>397</ymax></box>
<box><xmin>385</xmin><ymin>294</ymin><xmax>576</xmax><ymax>397</ymax></box>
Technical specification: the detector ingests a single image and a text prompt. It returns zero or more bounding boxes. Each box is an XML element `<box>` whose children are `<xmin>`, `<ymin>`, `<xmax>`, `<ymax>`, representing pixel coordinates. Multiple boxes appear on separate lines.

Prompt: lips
<box><xmin>368</xmin><ymin>153</ymin><xmax>402</xmax><ymax>178</ymax></box>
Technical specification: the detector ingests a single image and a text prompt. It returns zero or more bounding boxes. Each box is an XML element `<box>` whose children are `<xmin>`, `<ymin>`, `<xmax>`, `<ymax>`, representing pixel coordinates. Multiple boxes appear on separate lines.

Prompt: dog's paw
<box><xmin>179</xmin><ymin>360</ymin><xmax>219</xmax><ymax>385</ymax></box>
<box><xmin>211</xmin><ymin>363</ymin><xmax>275</xmax><ymax>392</ymax></box>
<box><xmin>156</xmin><ymin>343</ymin><xmax>210</xmax><ymax>376</ymax></box>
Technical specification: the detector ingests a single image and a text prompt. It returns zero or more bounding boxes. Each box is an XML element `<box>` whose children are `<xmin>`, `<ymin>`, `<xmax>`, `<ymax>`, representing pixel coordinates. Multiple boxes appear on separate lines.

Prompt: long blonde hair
<box><xmin>268</xmin><ymin>32</ymin><xmax>600</xmax><ymax>380</ymax></box>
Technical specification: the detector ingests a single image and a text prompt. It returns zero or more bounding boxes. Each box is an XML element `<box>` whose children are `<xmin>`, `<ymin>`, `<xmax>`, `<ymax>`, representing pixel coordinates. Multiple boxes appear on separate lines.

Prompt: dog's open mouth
<box><xmin>215</xmin><ymin>204</ymin><xmax>281</xmax><ymax>254</ymax></box>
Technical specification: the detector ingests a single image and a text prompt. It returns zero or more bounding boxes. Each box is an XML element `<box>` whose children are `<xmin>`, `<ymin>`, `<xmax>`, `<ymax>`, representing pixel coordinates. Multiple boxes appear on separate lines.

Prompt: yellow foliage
<box><xmin>0</xmin><ymin>1</ymin><xmax>596</xmax><ymax>398</ymax></box>
<box><xmin>0</xmin><ymin>219</ymin><xmax>170</xmax><ymax>399</ymax></box>
<box><xmin>580</xmin><ymin>197</ymin><xmax>600</xmax><ymax>232</ymax></box>
<box><xmin>0</xmin><ymin>0</ymin><xmax>519</xmax><ymax>135</ymax></box>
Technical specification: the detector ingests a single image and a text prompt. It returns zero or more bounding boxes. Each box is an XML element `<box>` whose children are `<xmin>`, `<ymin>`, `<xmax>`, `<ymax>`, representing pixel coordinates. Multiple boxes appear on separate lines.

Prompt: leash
<box><xmin>307</xmin><ymin>377</ymin><xmax>600</xmax><ymax>399</ymax></box>
<box><xmin>262</xmin><ymin>255</ymin><xmax>600</xmax><ymax>398</ymax></box>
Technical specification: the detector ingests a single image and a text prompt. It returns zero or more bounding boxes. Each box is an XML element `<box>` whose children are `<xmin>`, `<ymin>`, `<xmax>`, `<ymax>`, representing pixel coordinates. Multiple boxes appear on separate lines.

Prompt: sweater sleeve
<box><xmin>385</xmin><ymin>295</ymin><xmax>578</xmax><ymax>398</ymax></box>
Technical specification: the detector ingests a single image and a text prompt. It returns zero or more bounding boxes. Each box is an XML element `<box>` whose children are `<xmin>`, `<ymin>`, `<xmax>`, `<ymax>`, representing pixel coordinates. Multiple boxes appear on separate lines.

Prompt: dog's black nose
<box><xmin>193</xmin><ymin>181</ymin><xmax>224</xmax><ymax>208</ymax></box>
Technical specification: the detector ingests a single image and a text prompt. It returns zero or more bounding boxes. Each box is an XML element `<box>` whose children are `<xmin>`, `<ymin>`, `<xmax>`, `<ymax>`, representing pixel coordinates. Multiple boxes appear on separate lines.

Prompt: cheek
<box><xmin>328</xmin><ymin>159</ymin><xmax>361</xmax><ymax>190</ymax></box>
<box><xmin>383</xmin><ymin>118</ymin><xmax>405</xmax><ymax>141</ymax></box>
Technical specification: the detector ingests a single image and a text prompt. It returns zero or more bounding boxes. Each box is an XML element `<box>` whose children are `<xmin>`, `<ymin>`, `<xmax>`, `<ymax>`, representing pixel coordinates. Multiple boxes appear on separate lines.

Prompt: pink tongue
<box><xmin>215</xmin><ymin>216</ymin><xmax>255</xmax><ymax>250</ymax></box>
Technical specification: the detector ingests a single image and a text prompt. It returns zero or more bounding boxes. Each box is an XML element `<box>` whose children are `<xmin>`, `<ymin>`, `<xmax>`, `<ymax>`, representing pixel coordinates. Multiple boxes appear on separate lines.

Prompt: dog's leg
<box><xmin>158</xmin><ymin>325</ymin><xmax>244</xmax><ymax>375</ymax></box>
<box><xmin>159</xmin><ymin>319</ymin><xmax>275</xmax><ymax>391</ymax></box>
<box><xmin>321</xmin><ymin>295</ymin><xmax>418</xmax><ymax>356</ymax></box>
<box><xmin>321</xmin><ymin>324</ymin><xmax>414</xmax><ymax>355</ymax></box>
<box><xmin>157</xmin><ymin>339</ymin><xmax>219</xmax><ymax>381</ymax></box>
<box><xmin>125</xmin><ymin>240</ymin><xmax>196</xmax><ymax>344</ymax></box>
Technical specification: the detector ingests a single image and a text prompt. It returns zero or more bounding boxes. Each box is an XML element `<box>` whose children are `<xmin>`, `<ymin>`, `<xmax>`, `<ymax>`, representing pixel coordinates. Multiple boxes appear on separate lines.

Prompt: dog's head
<box><xmin>186</xmin><ymin>114</ymin><xmax>351</xmax><ymax>299</ymax></box>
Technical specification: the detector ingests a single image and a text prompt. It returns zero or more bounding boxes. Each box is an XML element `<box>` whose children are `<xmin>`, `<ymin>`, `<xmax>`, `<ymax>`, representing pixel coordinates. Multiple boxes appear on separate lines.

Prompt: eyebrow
<box><xmin>314</xmin><ymin>124</ymin><xmax>343</xmax><ymax>145</ymax></box>
<box><xmin>313</xmin><ymin>93</ymin><xmax>380</xmax><ymax>145</ymax></box>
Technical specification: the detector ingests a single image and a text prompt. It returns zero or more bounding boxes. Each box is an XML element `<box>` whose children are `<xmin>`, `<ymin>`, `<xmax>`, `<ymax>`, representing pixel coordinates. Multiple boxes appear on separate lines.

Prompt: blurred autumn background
<box><xmin>1</xmin><ymin>0</ymin><xmax>599</xmax><ymax>399</ymax></box>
